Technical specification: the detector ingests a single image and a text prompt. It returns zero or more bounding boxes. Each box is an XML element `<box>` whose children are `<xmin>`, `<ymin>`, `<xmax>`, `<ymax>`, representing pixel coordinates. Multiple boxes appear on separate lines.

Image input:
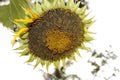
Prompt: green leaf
<box><xmin>96</xmin><ymin>53</ymin><xmax>104</xmax><ymax>58</ymax></box>
<box><xmin>47</xmin><ymin>0</ymin><xmax>54</xmax><ymax>2</ymax></box>
<box><xmin>84</xmin><ymin>33</ymin><xmax>94</xmax><ymax>42</ymax></box>
<box><xmin>34</xmin><ymin>58</ymin><xmax>40</xmax><ymax>69</ymax></box>
<box><xmin>91</xmin><ymin>62</ymin><xmax>99</xmax><ymax>67</ymax></box>
<box><xmin>101</xmin><ymin>59</ymin><xmax>107</xmax><ymax>66</ymax></box>
<box><xmin>54</xmin><ymin>60</ymin><xmax>60</xmax><ymax>70</ymax></box>
<box><xmin>14</xmin><ymin>44</ymin><xmax>28</xmax><ymax>50</ymax></box>
<box><xmin>26</xmin><ymin>54</ymin><xmax>35</xmax><ymax>62</ymax></box>
<box><xmin>46</xmin><ymin>61</ymin><xmax>50</xmax><ymax>71</ymax></box>
<box><xmin>91</xmin><ymin>50</ymin><xmax>97</xmax><ymax>57</ymax></box>
<box><xmin>62</xmin><ymin>58</ymin><xmax>66</xmax><ymax>67</ymax></box>
<box><xmin>0</xmin><ymin>0</ymin><xmax>30</xmax><ymax>29</ymax></box>
<box><xmin>91</xmin><ymin>66</ymin><xmax>100</xmax><ymax>74</ymax></box>
<box><xmin>17</xmin><ymin>48</ymin><xmax>29</xmax><ymax>56</ymax></box>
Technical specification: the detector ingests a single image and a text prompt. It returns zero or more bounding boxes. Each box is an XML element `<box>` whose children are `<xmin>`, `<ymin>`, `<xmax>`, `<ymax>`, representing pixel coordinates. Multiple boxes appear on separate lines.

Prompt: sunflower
<box><xmin>12</xmin><ymin>0</ymin><xmax>94</xmax><ymax>70</ymax></box>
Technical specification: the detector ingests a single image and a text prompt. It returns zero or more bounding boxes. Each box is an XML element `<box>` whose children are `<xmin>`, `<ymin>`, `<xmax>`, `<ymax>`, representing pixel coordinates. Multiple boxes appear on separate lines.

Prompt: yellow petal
<box><xmin>12</xmin><ymin>27</ymin><xmax>29</xmax><ymax>46</ymax></box>
<box><xmin>26</xmin><ymin>9</ymin><xmax>39</xmax><ymax>19</ymax></box>
<box><xmin>14</xmin><ymin>19</ymin><xmax>33</xmax><ymax>23</ymax></box>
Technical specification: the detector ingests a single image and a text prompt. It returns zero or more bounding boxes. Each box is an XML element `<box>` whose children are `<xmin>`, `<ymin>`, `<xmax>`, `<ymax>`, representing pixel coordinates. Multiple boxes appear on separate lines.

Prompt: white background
<box><xmin>0</xmin><ymin>0</ymin><xmax>120</xmax><ymax>80</ymax></box>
